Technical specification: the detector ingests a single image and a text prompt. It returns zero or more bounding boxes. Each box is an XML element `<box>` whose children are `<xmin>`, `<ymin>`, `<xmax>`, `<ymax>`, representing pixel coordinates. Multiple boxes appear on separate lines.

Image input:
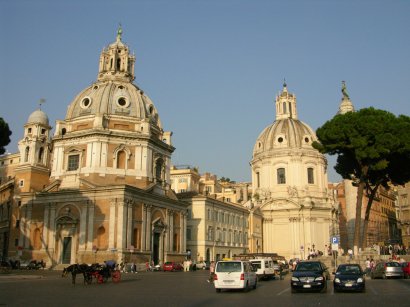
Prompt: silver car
<box><xmin>370</xmin><ymin>261</ymin><xmax>403</xmax><ymax>279</ymax></box>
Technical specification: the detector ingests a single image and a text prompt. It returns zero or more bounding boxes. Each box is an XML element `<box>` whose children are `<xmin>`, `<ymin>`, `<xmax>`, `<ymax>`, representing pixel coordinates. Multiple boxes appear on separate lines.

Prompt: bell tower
<box><xmin>15</xmin><ymin>101</ymin><xmax>52</xmax><ymax>192</ymax></box>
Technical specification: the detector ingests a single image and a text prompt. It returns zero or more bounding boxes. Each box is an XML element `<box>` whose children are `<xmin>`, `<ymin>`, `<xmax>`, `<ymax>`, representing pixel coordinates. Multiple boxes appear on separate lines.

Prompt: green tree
<box><xmin>313</xmin><ymin>108</ymin><xmax>410</xmax><ymax>251</ymax></box>
<box><xmin>0</xmin><ymin>117</ymin><xmax>12</xmax><ymax>155</ymax></box>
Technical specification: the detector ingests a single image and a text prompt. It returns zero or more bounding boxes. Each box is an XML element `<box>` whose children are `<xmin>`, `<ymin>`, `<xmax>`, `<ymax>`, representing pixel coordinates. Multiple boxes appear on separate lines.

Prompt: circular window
<box><xmin>117</xmin><ymin>97</ymin><xmax>128</xmax><ymax>108</ymax></box>
<box><xmin>278</xmin><ymin>137</ymin><xmax>284</xmax><ymax>143</ymax></box>
<box><xmin>118</xmin><ymin>85</ymin><xmax>124</xmax><ymax>90</ymax></box>
<box><xmin>305</xmin><ymin>137</ymin><xmax>310</xmax><ymax>143</ymax></box>
<box><xmin>93</xmin><ymin>85</ymin><xmax>99</xmax><ymax>90</ymax></box>
<box><xmin>80</xmin><ymin>97</ymin><xmax>92</xmax><ymax>109</ymax></box>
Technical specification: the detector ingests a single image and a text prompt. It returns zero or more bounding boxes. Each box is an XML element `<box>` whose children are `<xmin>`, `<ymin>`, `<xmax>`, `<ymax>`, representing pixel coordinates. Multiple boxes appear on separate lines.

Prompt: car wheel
<box><xmin>243</xmin><ymin>282</ymin><xmax>249</xmax><ymax>292</ymax></box>
<box><xmin>253</xmin><ymin>280</ymin><xmax>257</xmax><ymax>289</ymax></box>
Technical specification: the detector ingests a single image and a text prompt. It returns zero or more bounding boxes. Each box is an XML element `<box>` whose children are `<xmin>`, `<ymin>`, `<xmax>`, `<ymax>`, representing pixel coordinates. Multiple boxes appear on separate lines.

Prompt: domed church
<box><xmin>6</xmin><ymin>28</ymin><xmax>188</xmax><ymax>267</ymax></box>
<box><xmin>250</xmin><ymin>83</ymin><xmax>339</xmax><ymax>259</ymax></box>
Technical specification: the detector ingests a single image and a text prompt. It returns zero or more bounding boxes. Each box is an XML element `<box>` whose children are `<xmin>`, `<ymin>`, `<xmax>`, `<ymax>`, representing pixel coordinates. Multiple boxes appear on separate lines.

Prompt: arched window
<box><xmin>33</xmin><ymin>228</ymin><xmax>41</xmax><ymax>250</ymax></box>
<box><xmin>38</xmin><ymin>147</ymin><xmax>44</xmax><ymax>163</ymax></box>
<box><xmin>117</xmin><ymin>150</ymin><xmax>126</xmax><ymax>169</ymax></box>
<box><xmin>283</xmin><ymin>101</ymin><xmax>287</xmax><ymax>114</ymax></box>
<box><xmin>307</xmin><ymin>167</ymin><xmax>314</xmax><ymax>184</ymax></box>
<box><xmin>155</xmin><ymin>158</ymin><xmax>163</xmax><ymax>183</ymax></box>
<box><xmin>116</xmin><ymin>58</ymin><xmax>121</xmax><ymax>70</ymax></box>
<box><xmin>25</xmin><ymin>147</ymin><xmax>30</xmax><ymax>162</ymax></box>
<box><xmin>277</xmin><ymin>168</ymin><xmax>286</xmax><ymax>184</ymax></box>
<box><xmin>97</xmin><ymin>226</ymin><xmax>107</xmax><ymax>249</ymax></box>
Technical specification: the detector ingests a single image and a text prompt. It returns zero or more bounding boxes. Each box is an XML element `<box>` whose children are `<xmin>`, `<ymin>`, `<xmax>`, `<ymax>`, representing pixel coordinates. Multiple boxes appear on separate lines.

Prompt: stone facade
<box><xmin>250</xmin><ymin>83</ymin><xmax>339</xmax><ymax>259</ymax></box>
<box><xmin>0</xmin><ymin>29</ymin><xmax>188</xmax><ymax>267</ymax></box>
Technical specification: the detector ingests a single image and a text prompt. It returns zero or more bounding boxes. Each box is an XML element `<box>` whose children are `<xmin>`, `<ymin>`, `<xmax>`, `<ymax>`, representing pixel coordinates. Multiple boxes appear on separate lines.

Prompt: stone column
<box><xmin>145</xmin><ymin>205</ymin><xmax>152</xmax><ymax>252</ymax></box>
<box><xmin>42</xmin><ymin>204</ymin><xmax>50</xmax><ymax>250</ymax></box>
<box><xmin>117</xmin><ymin>200</ymin><xmax>127</xmax><ymax>251</ymax></box>
<box><xmin>168</xmin><ymin>210</ymin><xmax>174</xmax><ymax>252</ymax></box>
<box><xmin>86</xmin><ymin>202</ymin><xmax>95</xmax><ymax>250</ymax></box>
<box><xmin>182</xmin><ymin>212</ymin><xmax>187</xmax><ymax>253</ymax></box>
<box><xmin>141</xmin><ymin>204</ymin><xmax>146</xmax><ymax>251</ymax></box>
<box><xmin>127</xmin><ymin>201</ymin><xmax>133</xmax><ymax>249</ymax></box>
<box><xmin>48</xmin><ymin>204</ymin><xmax>56</xmax><ymax>254</ymax></box>
<box><xmin>108</xmin><ymin>199</ymin><xmax>116</xmax><ymax>249</ymax></box>
<box><xmin>23</xmin><ymin>202</ymin><xmax>33</xmax><ymax>248</ymax></box>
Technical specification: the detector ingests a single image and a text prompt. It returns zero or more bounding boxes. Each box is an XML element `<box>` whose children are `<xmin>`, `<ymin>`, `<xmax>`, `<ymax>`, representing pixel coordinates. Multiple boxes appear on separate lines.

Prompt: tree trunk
<box><xmin>361</xmin><ymin>185</ymin><xmax>379</xmax><ymax>249</ymax></box>
<box><xmin>353</xmin><ymin>180</ymin><xmax>365</xmax><ymax>256</ymax></box>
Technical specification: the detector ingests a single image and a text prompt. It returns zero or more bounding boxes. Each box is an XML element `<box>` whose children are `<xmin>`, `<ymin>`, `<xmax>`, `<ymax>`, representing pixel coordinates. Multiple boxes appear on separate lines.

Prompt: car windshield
<box><xmin>337</xmin><ymin>265</ymin><xmax>361</xmax><ymax>274</ymax></box>
<box><xmin>386</xmin><ymin>262</ymin><xmax>400</xmax><ymax>267</ymax></box>
<box><xmin>296</xmin><ymin>262</ymin><xmax>321</xmax><ymax>271</ymax></box>
<box><xmin>251</xmin><ymin>261</ymin><xmax>261</xmax><ymax>269</ymax></box>
<box><xmin>217</xmin><ymin>262</ymin><xmax>242</xmax><ymax>272</ymax></box>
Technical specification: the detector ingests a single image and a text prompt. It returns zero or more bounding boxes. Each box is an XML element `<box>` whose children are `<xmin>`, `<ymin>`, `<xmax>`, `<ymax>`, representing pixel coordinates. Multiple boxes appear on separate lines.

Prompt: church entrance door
<box><xmin>62</xmin><ymin>237</ymin><xmax>72</xmax><ymax>264</ymax></box>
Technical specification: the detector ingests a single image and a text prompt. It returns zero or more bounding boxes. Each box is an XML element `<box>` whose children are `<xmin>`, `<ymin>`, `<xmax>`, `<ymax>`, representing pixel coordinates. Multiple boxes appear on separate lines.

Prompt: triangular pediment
<box><xmin>259</xmin><ymin>198</ymin><xmax>301</xmax><ymax>211</ymax></box>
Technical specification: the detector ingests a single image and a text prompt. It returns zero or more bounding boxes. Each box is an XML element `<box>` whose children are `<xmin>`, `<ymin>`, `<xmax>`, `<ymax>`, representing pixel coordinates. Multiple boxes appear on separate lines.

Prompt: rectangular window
<box><xmin>256</xmin><ymin>172</ymin><xmax>260</xmax><ymax>188</ymax></box>
<box><xmin>187</xmin><ymin>228</ymin><xmax>191</xmax><ymax>240</ymax></box>
<box><xmin>19</xmin><ymin>180</ymin><xmax>24</xmax><ymax>187</ymax></box>
<box><xmin>67</xmin><ymin>154</ymin><xmax>80</xmax><ymax>171</ymax></box>
<box><xmin>277</xmin><ymin>168</ymin><xmax>286</xmax><ymax>184</ymax></box>
<box><xmin>308</xmin><ymin>167</ymin><xmax>314</xmax><ymax>184</ymax></box>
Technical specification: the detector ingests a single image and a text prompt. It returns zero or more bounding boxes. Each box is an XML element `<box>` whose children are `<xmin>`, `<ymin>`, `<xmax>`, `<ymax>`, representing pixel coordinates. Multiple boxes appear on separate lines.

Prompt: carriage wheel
<box><xmin>112</xmin><ymin>270</ymin><xmax>121</xmax><ymax>283</ymax></box>
<box><xmin>97</xmin><ymin>274</ymin><xmax>104</xmax><ymax>284</ymax></box>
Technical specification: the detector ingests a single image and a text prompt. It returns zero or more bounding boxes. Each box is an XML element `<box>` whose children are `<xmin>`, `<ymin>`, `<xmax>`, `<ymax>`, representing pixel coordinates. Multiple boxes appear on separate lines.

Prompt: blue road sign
<box><xmin>331</xmin><ymin>236</ymin><xmax>339</xmax><ymax>244</ymax></box>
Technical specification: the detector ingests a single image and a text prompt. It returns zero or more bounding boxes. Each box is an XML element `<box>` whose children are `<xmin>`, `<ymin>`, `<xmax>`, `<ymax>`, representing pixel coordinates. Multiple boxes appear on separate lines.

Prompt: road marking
<box><xmin>277</xmin><ymin>287</ymin><xmax>290</xmax><ymax>295</ymax></box>
<box><xmin>368</xmin><ymin>284</ymin><xmax>378</xmax><ymax>295</ymax></box>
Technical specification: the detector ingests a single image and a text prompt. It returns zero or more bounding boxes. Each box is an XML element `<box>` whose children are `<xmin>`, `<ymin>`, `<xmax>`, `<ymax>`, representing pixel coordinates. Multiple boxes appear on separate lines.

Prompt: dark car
<box><xmin>333</xmin><ymin>263</ymin><xmax>365</xmax><ymax>292</ymax></box>
<box><xmin>370</xmin><ymin>261</ymin><xmax>403</xmax><ymax>279</ymax></box>
<box><xmin>400</xmin><ymin>262</ymin><xmax>410</xmax><ymax>279</ymax></box>
<box><xmin>162</xmin><ymin>262</ymin><xmax>183</xmax><ymax>272</ymax></box>
<box><xmin>291</xmin><ymin>261</ymin><xmax>329</xmax><ymax>293</ymax></box>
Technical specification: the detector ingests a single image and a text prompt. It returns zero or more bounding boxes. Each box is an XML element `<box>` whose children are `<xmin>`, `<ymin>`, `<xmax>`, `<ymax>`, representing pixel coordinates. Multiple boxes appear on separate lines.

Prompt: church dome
<box><xmin>253</xmin><ymin>118</ymin><xmax>317</xmax><ymax>156</ymax></box>
<box><xmin>27</xmin><ymin>109</ymin><xmax>49</xmax><ymax>126</ymax></box>
<box><xmin>64</xmin><ymin>27</ymin><xmax>162</xmax><ymax>129</ymax></box>
<box><xmin>252</xmin><ymin>84</ymin><xmax>317</xmax><ymax>157</ymax></box>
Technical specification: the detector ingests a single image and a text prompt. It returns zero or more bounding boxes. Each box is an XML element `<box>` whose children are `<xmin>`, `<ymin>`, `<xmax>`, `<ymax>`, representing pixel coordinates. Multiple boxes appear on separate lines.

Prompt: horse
<box><xmin>62</xmin><ymin>264</ymin><xmax>91</xmax><ymax>285</ymax></box>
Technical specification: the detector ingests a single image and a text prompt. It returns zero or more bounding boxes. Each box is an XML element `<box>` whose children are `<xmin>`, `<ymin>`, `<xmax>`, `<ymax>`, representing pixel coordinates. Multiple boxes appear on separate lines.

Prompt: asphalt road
<box><xmin>1</xmin><ymin>270</ymin><xmax>410</xmax><ymax>307</ymax></box>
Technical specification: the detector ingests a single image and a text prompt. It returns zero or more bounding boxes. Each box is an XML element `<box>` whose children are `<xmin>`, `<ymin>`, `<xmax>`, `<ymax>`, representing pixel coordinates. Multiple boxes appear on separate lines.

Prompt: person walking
<box><xmin>207</xmin><ymin>261</ymin><xmax>215</xmax><ymax>283</ymax></box>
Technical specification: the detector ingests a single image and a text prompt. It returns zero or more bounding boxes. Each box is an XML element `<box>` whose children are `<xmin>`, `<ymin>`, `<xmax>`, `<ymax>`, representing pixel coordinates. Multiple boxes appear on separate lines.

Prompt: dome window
<box><xmin>118</xmin><ymin>85</ymin><xmax>124</xmax><ymax>90</ymax></box>
<box><xmin>258</xmin><ymin>142</ymin><xmax>262</xmax><ymax>148</ymax></box>
<box><xmin>117</xmin><ymin>97</ymin><xmax>129</xmax><ymax>108</ymax></box>
<box><xmin>80</xmin><ymin>97</ymin><xmax>92</xmax><ymax>109</ymax></box>
<box><xmin>149</xmin><ymin>105</ymin><xmax>154</xmax><ymax>114</ymax></box>
<box><xmin>61</xmin><ymin>128</ymin><xmax>66</xmax><ymax>136</ymax></box>
<box><xmin>93</xmin><ymin>85</ymin><xmax>99</xmax><ymax>90</ymax></box>
<box><xmin>305</xmin><ymin>137</ymin><xmax>310</xmax><ymax>143</ymax></box>
<box><xmin>278</xmin><ymin>137</ymin><xmax>284</xmax><ymax>143</ymax></box>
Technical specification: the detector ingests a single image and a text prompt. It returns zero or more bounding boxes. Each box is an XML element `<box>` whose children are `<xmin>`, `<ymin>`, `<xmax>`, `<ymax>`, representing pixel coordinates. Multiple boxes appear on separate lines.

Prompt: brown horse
<box><xmin>62</xmin><ymin>264</ymin><xmax>91</xmax><ymax>285</ymax></box>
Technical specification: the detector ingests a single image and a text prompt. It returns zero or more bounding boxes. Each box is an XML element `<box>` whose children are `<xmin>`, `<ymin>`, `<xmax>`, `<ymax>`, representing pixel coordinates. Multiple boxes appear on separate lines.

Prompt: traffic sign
<box><xmin>331</xmin><ymin>236</ymin><xmax>339</xmax><ymax>244</ymax></box>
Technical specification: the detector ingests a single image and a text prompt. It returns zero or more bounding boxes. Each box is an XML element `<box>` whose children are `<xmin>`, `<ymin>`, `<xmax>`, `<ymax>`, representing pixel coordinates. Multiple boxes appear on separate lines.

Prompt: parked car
<box><xmin>333</xmin><ymin>263</ymin><xmax>365</xmax><ymax>292</ymax></box>
<box><xmin>214</xmin><ymin>260</ymin><xmax>257</xmax><ymax>292</ymax></box>
<box><xmin>400</xmin><ymin>262</ymin><xmax>410</xmax><ymax>279</ymax></box>
<box><xmin>196</xmin><ymin>261</ymin><xmax>210</xmax><ymax>270</ymax></box>
<box><xmin>370</xmin><ymin>261</ymin><xmax>403</xmax><ymax>279</ymax></box>
<box><xmin>249</xmin><ymin>258</ymin><xmax>275</xmax><ymax>280</ymax></box>
<box><xmin>162</xmin><ymin>262</ymin><xmax>183</xmax><ymax>272</ymax></box>
<box><xmin>291</xmin><ymin>260</ymin><xmax>329</xmax><ymax>293</ymax></box>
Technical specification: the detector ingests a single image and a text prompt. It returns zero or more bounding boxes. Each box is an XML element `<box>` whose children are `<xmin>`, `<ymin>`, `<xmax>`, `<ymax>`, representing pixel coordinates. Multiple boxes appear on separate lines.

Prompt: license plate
<box><xmin>303</xmin><ymin>285</ymin><xmax>311</xmax><ymax>288</ymax></box>
<box><xmin>223</xmin><ymin>280</ymin><xmax>234</xmax><ymax>283</ymax></box>
<box><xmin>345</xmin><ymin>283</ymin><xmax>352</xmax><ymax>287</ymax></box>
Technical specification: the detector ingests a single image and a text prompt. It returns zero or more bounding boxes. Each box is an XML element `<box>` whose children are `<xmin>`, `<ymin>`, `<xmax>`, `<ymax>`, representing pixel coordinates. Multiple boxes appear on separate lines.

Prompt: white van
<box><xmin>214</xmin><ymin>260</ymin><xmax>257</xmax><ymax>292</ymax></box>
<box><xmin>249</xmin><ymin>258</ymin><xmax>275</xmax><ymax>280</ymax></box>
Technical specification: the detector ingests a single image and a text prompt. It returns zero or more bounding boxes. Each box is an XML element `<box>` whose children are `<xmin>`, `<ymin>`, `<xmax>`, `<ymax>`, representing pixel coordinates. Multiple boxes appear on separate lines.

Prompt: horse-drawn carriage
<box><xmin>62</xmin><ymin>261</ymin><xmax>121</xmax><ymax>285</ymax></box>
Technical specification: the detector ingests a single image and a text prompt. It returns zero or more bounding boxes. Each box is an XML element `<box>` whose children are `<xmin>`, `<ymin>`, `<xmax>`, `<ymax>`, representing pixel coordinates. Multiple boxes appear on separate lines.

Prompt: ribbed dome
<box><xmin>65</xmin><ymin>81</ymin><xmax>162</xmax><ymax>129</ymax></box>
<box><xmin>253</xmin><ymin>118</ymin><xmax>317</xmax><ymax>156</ymax></box>
<box><xmin>27</xmin><ymin>109</ymin><xmax>49</xmax><ymax>126</ymax></box>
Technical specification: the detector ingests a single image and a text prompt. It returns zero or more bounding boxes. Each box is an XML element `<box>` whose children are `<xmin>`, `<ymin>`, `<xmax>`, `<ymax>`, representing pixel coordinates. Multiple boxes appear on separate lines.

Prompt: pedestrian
<box><xmin>365</xmin><ymin>258</ymin><xmax>371</xmax><ymax>276</ymax></box>
<box><xmin>348</xmin><ymin>248</ymin><xmax>353</xmax><ymax>260</ymax></box>
<box><xmin>207</xmin><ymin>261</ymin><xmax>215</xmax><ymax>283</ymax></box>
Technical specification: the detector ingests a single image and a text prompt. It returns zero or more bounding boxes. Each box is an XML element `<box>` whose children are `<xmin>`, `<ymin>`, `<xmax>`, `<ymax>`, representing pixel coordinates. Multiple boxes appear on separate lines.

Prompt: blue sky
<box><xmin>1</xmin><ymin>0</ymin><xmax>409</xmax><ymax>183</ymax></box>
